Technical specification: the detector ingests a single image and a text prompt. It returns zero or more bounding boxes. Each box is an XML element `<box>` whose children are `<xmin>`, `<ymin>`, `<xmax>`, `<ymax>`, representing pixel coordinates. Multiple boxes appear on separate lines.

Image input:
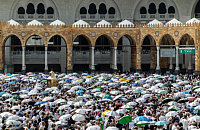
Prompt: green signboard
<box><xmin>179</xmin><ymin>48</ymin><xmax>195</xmax><ymax>54</ymax></box>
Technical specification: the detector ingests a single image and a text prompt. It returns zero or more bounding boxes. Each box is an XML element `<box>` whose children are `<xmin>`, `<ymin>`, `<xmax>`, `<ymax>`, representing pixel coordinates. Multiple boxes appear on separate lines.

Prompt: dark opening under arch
<box><xmin>47</xmin><ymin>7</ymin><xmax>54</xmax><ymax>14</ymax></box>
<box><xmin>26</xmin><ymin>3</ymin><xmax>35</xmax><ymax>14</ymax></box>
<box><xmin>108</xmin><ymin>7</ymin><xmax>115</xmax><ymax>14</ymax></box>
<box><xmin>195</xmin><ymin>0</ymin><xmax>200</xmax><ymax>13</ymax></box>
<box><xmin>88</xmin><ymin>3</ymin><xmax>97</xmax><ymax>14</ymax></box>
<box><xmin>148</xmin><ymin>3</ymin><xmax>157</xmax><ymax>14</ymax></box>
<box><xmin>158</xmin><ymin>3</ymin><xmax>166</xmax><ymax>14</ymax></box>
<box><xmin>140</xmin><ymin>7</ymin><xmax>147</xmax><ymax>14</ymax></box>
<box><xmin>98</xmin><ymin>3</ymin><xmax>107</xmax><ymax>14</ymax></box>
<box><xmin>37</xmin><ymin>3</ymin><xmax>45</xmax><ymax>14</ymax></box>
<box><xmin>18</xmin><ymin>7</ymin><xmax>25</xmax><ymax>14</ymax></box>
<box><xmin>80</xmin><ymin>7</ymin><xmax>87</xmax><ymax>14</ymax></box>
<box><xmin>168</xmin><ymin>6</ymin><xmax>175</xmax><ymax>14</ymax></box>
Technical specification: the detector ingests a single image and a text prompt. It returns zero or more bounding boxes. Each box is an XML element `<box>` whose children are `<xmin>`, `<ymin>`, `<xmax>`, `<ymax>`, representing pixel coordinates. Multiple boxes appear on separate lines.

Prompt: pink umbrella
<box><xmin>20</xmin><ymin>95</ymin><xmax>29</xmax><ymax>98</ymax></box>
<box><xmin>188</xmin><ymin>97</ymin><xmax>196</xmax><ymax>102</ymax></box>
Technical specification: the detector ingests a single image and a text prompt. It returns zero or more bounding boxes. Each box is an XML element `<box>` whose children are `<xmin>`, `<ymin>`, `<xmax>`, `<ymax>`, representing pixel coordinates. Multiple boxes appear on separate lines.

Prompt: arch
<box><xmin>3</xmin><ymin>34</ymin><xmax>22</xmax><ymax>46</ymax></box>
<box><xmin>26</xmin><ymin>3</ymin><xmax>35</xmax><ymax>14</ymax></box>
<box><xmin>18</xmin><ymin>7</ymin><xmax>25</xmax><ymax>14</ymax></box>
<box><xmin>98</xmin><ymin>3</ymin><xmax>107</xmax><ymax>14</ymax></box>
<box><xmin>88</xmin><ymin>3</ymin><xmax>97</xmax><ymax>14</ymax></box>
<box><xmin>148</xmin><ymin>3</ymin><xmax>156</xmax><ymax>14</ymax></box>
<box><xmin>47</xmin><ymin>7</ymin><xmax>54</xmax><ymax>14</ymax></box>
<box><xmin>178</xmin><ymin>33</ymin><xmax>195</xmax><ymax>45</ymax></box>
<box><xmin>37</xmin><ymin>3</ymin><xmax>45</xmax><ymax>14</ymax></box>
<box><xmin>73</xmin><ymin>34</ymin><xmax>92</xmax><ymax>46</ymax></box>
<box><xmin>159</xmin><ymin>34</ymin><xmax>175</xmax><ymax>46</ymax></box>
<box><xmin>158</xmin><ymin>3</ymin><xmax>166</xmax><ymax>14</ymax></box>
<box><xmin>80</xmin><ymin>7</ymin><xmax>87</xmax><ymax>14</ymax></box>
<box><xmin>117</xmin><ymin>34</ymin><xmax>136</xmax><ymax>46</ymax></box>
<box><xmin>108</xmin><ymin>7</ymin><xmax>115</xmax><ymax>14</ymax></box>
<box><xmin>195</xmin><ymin>0</ymin><xmax>200</xmax><ymax>13</ymax></box>
<box><xmin>168</xmin><ymin>6</ymin><xmax>175</xmax><ymax>14</ymax></box>
<box><xmin>24</xmin><ymin>34</ymin><xmax>45</xmax><ymax>46</ymax></box>
<box><xmin>141</xmin><ymin>34</ymin><xmax>156</xmax><ymax>46</ymax></box>
<box><xmin>95</xmin><ymin>34</ymin><xmax>115</xmax><ymax>46</ymax></box>
<box><xmin>140</xmin><ymin>7</ymin><xmax>147</xmax><ymax>14</ymax></box>
<box><xmin>47</xmin><ymin>34</ymin><xmax>67</xmax><ymax>46</ymax></box>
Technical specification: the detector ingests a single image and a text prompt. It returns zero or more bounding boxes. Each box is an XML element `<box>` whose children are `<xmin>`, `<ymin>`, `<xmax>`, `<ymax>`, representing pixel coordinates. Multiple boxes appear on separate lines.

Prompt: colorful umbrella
<box><xmin>119</xmin><ymin>116</ymin><xmax>132</xmax><ymax>124</ymax></box>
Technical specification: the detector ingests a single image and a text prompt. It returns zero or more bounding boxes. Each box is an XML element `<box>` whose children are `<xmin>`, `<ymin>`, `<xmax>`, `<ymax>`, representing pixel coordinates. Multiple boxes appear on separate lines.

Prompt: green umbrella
<box><xmin>95</xmin><ymin>88</ymin><xmax>102</xmax><ymax>91</ymax></box>
<box><xmin>42</xmin><ymin>80</ymin><xmax>47</xmax><ymax>83</ymax></box>
<box><xmin>168</xmin><ymin>106</ymin><xmax>180</xmax><ymax>111</ymax></box>
<box><xmin>158</xmin><ymin>77</ymin><xmax>163</xmax><ymax>80</ymax></box>
<box><xmin>136</xmin><ymin>121</ymin><xmax>150</xmax><ymax>126</ymax></box>
<box><xmin>119</xmin><ymin>116</ymin><xmax>132</xmax><ymax>124</ymax></box>
<box><xmin>12</xmin><ymin>95</ymin><xmax>20</xmax><ymax>99</ymax></box>
<box><xmin>5</xmin><ymin>98</ymin><xmax>15</xmax><ymax>102</ymax></box>
<box><xmin>193</xmin><ymin>86</ymin><xmax>200</xmax><ymax>90</ymax></box>
<box><xmin>102</xmin><ymin>96</ymin><xmax>112</xmax><ymax>99</ymax></box>
<box><xmin>159</xmin><ymin>90</ymin><xmax>167</xmax><ymax>94</ymax></box>
<box><xmin>194</xmin><ymin>109</ymin><xmax>200</xmax><ymax>114</ymax></box>
<box><xmin>123</xmin><ymin>77</ymin><xmax>128</xmax><ymax>79</ymax></box>
<box><xmin>103</xmin><ymin>75</ymin><xmax>109</xmax><ymax>77</ymax></box>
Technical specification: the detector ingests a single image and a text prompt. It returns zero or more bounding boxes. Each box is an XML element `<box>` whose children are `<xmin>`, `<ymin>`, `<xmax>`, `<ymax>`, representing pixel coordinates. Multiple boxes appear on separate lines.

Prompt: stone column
<box><xmin>22</xmin><ymin>46</ymin><xmax>26</xmax><ymax>74</ymax></box>
<box><xmin>89</xmin><ymin>46</ymin><xmax>95</xmax><ymax>71</ymax></box>
<box><xmin>130</xmin><ymin>47</ymin><xmax>136</xmax><ymax>72</ymax></box>
<box><xmin>175</xmin><ymin>46</ymin><xmax>180</xmax><ymax>74</ymax></box>
<box><xmin>113</xmin><ymin>46</ymin><xmax>118</xmax><ymax>72</ymax></box>
<box><xmin>181</xmin><ymin>54</ymin><xmax>186</xmax><ymax>74</ymax></box>
<box><xmin>195</xmin><ymin>45</ymin><xmax>200</xmax><ymax>75</ymax></box>
<box><xmin>44</xmin><ymin>46</ymin><xmax>48</xmax><ymax>73</ymax></box>
<box><xmin>0</xmin><ymin>46</ymin><xmax>4</xmax><ymax>73</ymax></box>
<box><xmin>110</xmin><ymin>47</ymin><xmax>113</xmax><ymax>72</ymax></box>
<box><xmin>150</xmin><ymin>47</ymin><xmax>156</xmax><ymax>73</ymax></box>
<box><xmin>188</xmin><ymin>54</ymin><xmax>193</xmax><ymax>74</ymax></box>
<box><xmin>136</xmin><ymin>47</ymin><xmax>142</xmax><ymax>73</ymax></box>
<box><xmin>66</xmin><ymin>45</ymin><xmax>73</xmax><ymax>73</ymax></box>
<box><xmin>156</xmin><ymin>46</ymin><xmax>160</xmax><ymax>73</ymax></box>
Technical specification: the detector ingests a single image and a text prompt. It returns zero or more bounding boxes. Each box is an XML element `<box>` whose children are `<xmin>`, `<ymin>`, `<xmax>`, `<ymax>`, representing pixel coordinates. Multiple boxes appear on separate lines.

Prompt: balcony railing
<box><xmin>28</xmin><ymin>14</ymin><xmax>34</xmax><ymax>19</ymax></box>
<box><xmin>38</xmin><ymin>14</ymin><xmax>44</xmax><ymax>19</ymax></box>
<box><xmin>150</xmin><ymin>15</ymin><xmax>156</xmax><ymax>19</ymax></box>
<box><xmin>18</xmin><ymin>14</ymin><xmax>25</xmax><ymax>19</ymax></box>
<box><xmin>80</xmin><ymin>14</ymin><xmax>87</xmax><ymax>19</ymax></box>
<box><xmin>11</xmin><ymin>51</ymin><xmax>60</xmax><ymax>55</ymax></box>
<box><xmin>100</xmin><ymin>14</ymin><xmax>106</xmax><ymax>19</ymax></box>
<box><xmin>169</xmin><ymin>14</ymin><xmax>175</xmax><ymax>18</ymax></box>
<box><xmin>47</xmin><ymin>14</ymin><xmax>54</xmax><ymax>19</ymax></box>
<box><xmin>90</xmin><ymin>14</ymin><xmax>96</xmax><ymax>19</ymax></box>
<box><xmin>141</xmin><ymin>14</ymin><xmax>147</xmax><ymax>18</ymax></box>
<box><xmin>109</xmin><ymin>14</ymin><xmax>115</xmax><ymax>19</ymax></box>
<box><xmin>160</xmin><ymin>15</ymin><xmax>165</xmax><ymax>18</ymax></box>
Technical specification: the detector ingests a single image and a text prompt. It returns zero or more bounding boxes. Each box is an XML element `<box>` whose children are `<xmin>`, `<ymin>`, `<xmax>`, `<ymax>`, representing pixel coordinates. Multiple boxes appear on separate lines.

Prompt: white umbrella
<box><xmin>86</xmin><ymin>125</ymin><xmax>100</xmax><ymax>130</ymax></box>
<box><xmin>72</xmin><ymin>114</ymin><xmax>85</xmax><ymax>121</ymax></box>
<box><xmin>6</xmin><ymin>120</ymin><xmax>20</xmax><ymax>125</ymax></box>
<box><xmin>58</xmin><ymin>105</ymin><xmax>69</xmax><ymax>110</ymax></box>
<box><xmin>166</xmin><ymin>111</ymin><xmax>178</xmax><ymax>117</ymax></box>
<box><xmin>190</xmin><ymin>102</ymin><xmax>199</xmax><ymax>107</ymax></box>
<box><xmin>28</xmin><ymin>89</ymin><xmax>38</xmax><ymax>95</ymax></box>
<box><xmin>0</xmin><ymin>112</ymin><xmax>13</xmax><ymax>117</ymax></box>
<box><xmin>136</xmin><ymin>98</ymin><xmax>146</xmax><ymax>103</ymax></box>
<box><xmin>121</xmin><ymin>86</ymin><xmax>128</xmax><ymax>89</ymax></box>
<box><xmin>110</xmin><ymin>91</ymin><xmax>120</xmax><ymax>95</ymax></box>
<box><xmin>75</xmin><ymin>109</ymin><xmax>88</xmax><ymax>114</ymax></box>
<box><xmin>85</xmin><ymin>101</ymin><xmax>95</xmax><ymax>106</ymax></box>
<box><xmin>54</xmin><ymin>99</ymin><xmax>67</xmax><ymax>104</ymax></box>
<box><xmin>7</xmin><ymin>115</ymin><xmax>20</xmax><ymax>120</ymax></box>
<box><xmin>2</xmin><ymin>93</ymin><xmax>12</xmax><ymax>97</ymax></box>
<box><xmin>175</xmin><ymin>92</ymin><xmax>185</xmax><ymax>97</ymax></box>
<box><xmin>116</xmin><ymin>109</ymin><xmax>127</xmax><ymax>114</ymax></box>
<box><xmin>42</xmin><ymin>97</ymin><xmax>54</xmax><ymax>102</ymax></box>
<box><xmin>105</xmin><ymin>127</ymin><xmax>119</xmax><ymax>130</ymax></box>
<box><xmin>67</xmin><ymin>101</ymin><xmax>75</xmax><ymax>105</ymax></box>
<box><xmin>188</xmin><ymin>116</ymin><xmax>200</xmax><ymax>122</ymax></box>
<box><xmin>11</xmin><ymin>106</ymin><xmax>20</xmax><ymax>110</ymax></box>
<box><xmin>142</xmin><ymin>94</ymin><xmax>152</xmax><ymax>98</ymax></box>
<box><xmin>127</xmin><ymin>102</ymin><xmax>137</xmax><ymax>106</ymax></box>
<box><xmin>83</xmin><ymin>94</ymin><xmax>92</xmax><ymax>98</ymax></box>
<box><xmin>76</xmin><ymin>96</ymin><xmax>86</xmax><ymax>101</ymax></box>
<box><xmin>195</xmin><ymin>106</ymin><xmax>200</xmax><ymax>110</ymax></box>
<box><xmin>121</xmin><ymin>105</ymin><xmax>133</xmax><ymax>109</ymax></box>
<box><xmin>59</xmin><ymin>114</ymin><xmax>72</xmax><ymax>121</ymax></box>
<box><xmin>22</xmin><ymin>99</ymin><xmax>32</xmax><ymax>103</ymax></box>
<box><xmin>74</xmin><ymin>101</ymin><xmax>85</xmax><ymax>106</ymax></box>
<box><xmin>168</xmin><ymin>101</ymin><xmax>178</xmax><ymax>106</ymax></box>
<box><xmin>55</xmin><ymin>120</ymin><xmax>66</xmax><ymax>125</ymax></box>
<box><xmin>94</xmin><ymin>92</ymin><xmax>102</xmax><ymax>97</ymax></box>
<box><xmin>104</xmin><ymin>111</ymin><xmax>120</xmax><ymax>117</ymax></box>
<box><xmin>20</xmin><ymin>90</ymin><xmax>29</xmax><ymax>94</ymax></box>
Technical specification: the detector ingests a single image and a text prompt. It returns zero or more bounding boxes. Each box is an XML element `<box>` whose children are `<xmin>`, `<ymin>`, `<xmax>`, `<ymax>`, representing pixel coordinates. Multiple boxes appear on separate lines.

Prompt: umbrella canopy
<box><xmin>59</xmin><ymin>114</ymin><xmax>72</xmax><ymax>121</ymax></box>
<box><xmin>155</xmin><ymin>121</ymin><xmax>169</xmax><ymax>125</ymax></box>
<box><xmin>34</xmin><ymin>101</ymin><xmax>46</xmax><ymax>105</ymax></box>
<box><xmin>119</xmin><ymin>116</ymin><xmax>132</xmax><ymax>124</ymax></box>
<box><xmin>72</xmin><ymin>114</ymin><xmax>85</xmax><ymax>121</ymax></box>
<box><xmin>104</xmin><ymin>111</ymin><xmax>120</xmax><ymax>117</ymax></box>
<box><xmin>136</xmin><ymin>121</ymin><xmax>150</xmax><ymax>126</ymax></box>
<box><xmin>6</xmin><ymin>120</ymin><xmax>20</xmax><ymax>125</ymax></box>
<box><xmin>168</xmin><ymin>106</ymin><xmax>180</xmax><ymax>111</ymax></box>
<box><xmin>86</xmin><ymin>126</ymin><xmax>100</xmax><ymax>130</ymax></box>
<box><xmin>105</xmin><ymin>127</ymin><xmax>119</xmax><ymax>130</ymax></box>
<box><xmin>134</xmin><ymin>116</ymin><xmax>149</xmax><ymax>121</ymax></box>
<box><xmin>166</xmin><ymin>111</ymin><xmax>178</xmax><ymax>117</ymax></box>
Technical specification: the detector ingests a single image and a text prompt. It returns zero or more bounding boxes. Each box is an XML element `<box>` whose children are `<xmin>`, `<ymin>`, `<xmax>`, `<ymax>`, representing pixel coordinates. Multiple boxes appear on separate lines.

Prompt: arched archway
<box><xmin>148</xmin><ymin>3</ymin><xmax>157</xmax><ymax>14</ymax></box>
<box><xmin>3</xmin><ymin>35</ymin><xmax>22</xmax><ymax>73</ymax></box>
<box><xmin>18</xmin><ymin>7</ymin><xmax>25</xmax><ymax>14</ymax></box>
<box><xmin>108</xmin><ymin>7</ymin><xmax>115</xmax><ymax>14</ymax></box>
<box><xmin>37</xmin><ymin>3</ymin><xmax>45</xmax><ymax>14</ymax></box>
<box><xmin>117</xmin><ymin>35</ymin><xmax>136</xmax><ymax>72</ymax></box>
<box><xmin>73</xmin><ymin>35</ymin><xmax>91</xmax><ymax>72</ymax></box>
<box><xmin>158</xmin><ymin>3</ymin><xmax>166</xmax><ymax>14</ymax></box>
<box><xmin>88</xmin><ymin>3</ymin><xmax>97</xmax><ymax>14</ymax></box>
<box><xmin>47</xmin><ymin>7</ymin><xmax>54</xmax><ymax>14</ymax></box>
<box><xmin>80</xmin><ymin>7</ymin><xmax>87</xmax><ymax>14</ymax></box>
<box><xmin>98</xmin><ymin>3</ymin><xmax>107</xmax><ymax>14</ymax></box>
<box><xmin>168</xmin><ymin>6</ymin><xmax>175</xmax><ymax>14</ymax></box>
<box><xmin>26</xmin><ymin>3</ymin><xmax>35</xmax><ymax>14</ymax></box>
<box><xmin>140</xmin><ymin>7</ymin><xmax>147</xmax><ymax>14</ymax></box>
<box><xmin>141</xmin><ymin>35</ymin><xmax>156</xmax><ymax>72</ymax></box>
<box><xmin>179</xmin><ymin>34</ymin><xmax>195</xmax><ymax>74</ymax></box>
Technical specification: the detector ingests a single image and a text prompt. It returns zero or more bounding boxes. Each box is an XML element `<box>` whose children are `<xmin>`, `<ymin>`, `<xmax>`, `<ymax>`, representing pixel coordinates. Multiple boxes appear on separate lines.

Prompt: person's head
<box><xmin>175</xmin><ymin>120</ymin><xmax>179</xmax><ymax>125</ymax></box>
<box><xmin>42</xmin><ymin>121</ymin><xmax>45</xmax><ymax>126</ymax></box>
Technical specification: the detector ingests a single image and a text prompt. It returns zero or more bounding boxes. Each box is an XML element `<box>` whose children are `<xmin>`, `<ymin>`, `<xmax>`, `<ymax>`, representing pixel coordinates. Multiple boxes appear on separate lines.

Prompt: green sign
<box><xmin>179</xmin><ymin>48</ymin><xmax>195</xmax><ymax>54</ymax></box>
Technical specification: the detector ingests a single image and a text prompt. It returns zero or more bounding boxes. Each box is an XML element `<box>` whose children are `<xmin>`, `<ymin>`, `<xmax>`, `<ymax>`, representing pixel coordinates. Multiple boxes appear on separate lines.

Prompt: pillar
<box><xmin>188</xmin><ymin>54</ymin><xmax>193</xmax><ymax>74</ymax></box>
<box><xmin>175</xmin><ymin>46</ymin><xmax>180</xmax><ymax>74</ymax></box>
<box><xmin>181</xmin><ymin>54</ymin><xmax>186</xmax><ymax>74</ymax></box>
<box><xmin>22</xmin><ymin>46</ymin><xmax>26</xmax><ymax>74</ymax></box>
<box><xmin>156</xmin><ymin>46</ymin><xmax>160</xmax><ymax>73</ymax></box>
<box><xmin>110</xmin><ymin>47</ymin><xmax>113</xmax><ymax>72</ymax></box>
<box><xmin>195</xmin><ymin>45</ymin><xmax>200</xmax><ymax>75</ymax></box>
<box><xmin>0</xmin><ymin>46</ymin><xmax>4</xmax><ymax>73</ymax></box>
<box><xmin>113</xmin><ymin>46</ymin><xmax>118</xmax><ymax>72</ymax></box>
<box><xmin>66</xmin><ymin>45</ymin><xmax>73</xmax><ymax>73</ymax></box>
<box><xmin>130</xmin><ymin>47</ymin><xmax>136</xmax><ymax>72</ymax></box>
<box><xmin>136</xmin><ymin>47</ymin><xmax>142</xmax><ymax>73</ymax></box>
<box><xmin>44</xmin><ymin>46</ymin><xmax>48</xmax><ymax>73</ymax></box>
<box><xmin>89</xmin><ymin>46</ymin><xmax>95</xmax><ymax>71</ymax></box>
<box><xmin>150</xmin><ymin>47</ymin><xmax>156</xmax><ymax>73</ymax></box>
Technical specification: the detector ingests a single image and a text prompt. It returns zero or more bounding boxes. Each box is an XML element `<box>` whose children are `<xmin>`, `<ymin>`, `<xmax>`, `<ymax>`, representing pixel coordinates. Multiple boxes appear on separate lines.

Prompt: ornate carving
<box><xmin>174</xmin><ymin>31</ymin><xmax>179</xmax><ymax>36</ymax></box>
<box><xmin>155</xmin><ymin>31</ymin><xmax>159</xmax><ymax>37</ymax></box>
<box><xmin>21</xmin><ymin>32</ymin><xmax>26</xmax><ymax>37</ymax></box>
<box><xmin>91</xmin><ymin>32</ymin><xmax>96</xmax><ymax>37</ymax></box>
<box><xmin>113</xmin><ymin>32</ymin><xmax>118</xmax><ymax>37</ymax></box>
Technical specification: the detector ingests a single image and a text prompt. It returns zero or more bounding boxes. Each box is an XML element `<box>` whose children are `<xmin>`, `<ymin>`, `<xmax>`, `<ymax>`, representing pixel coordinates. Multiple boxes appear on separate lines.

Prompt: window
<box><xmin>148</xmin><ymin>3</ymin><xmax>156</xmax><ymax>14</ymax></box>
<box><xmin>140</xmin><ymin>7</ymin><xmax>147</xmax><ymax>14</ymax></box>
<box><xmin>18</xmin><ymin>7</ymin><xmax>25</xmax><ymax>14</ymax></box>
<box><xmin>108</xmin><ymin>7</ymin><xmax>115</xmax><ymax>14</ymax></box>
<box><xmin>158</xmin><ymin>3</ymin><xmax>166</xmax><ymax>14</ymax></box>
<box><xmin>88</xmin><ymin>3</ymin><xmax>97</xmax><ymax>14</ymax></box>
<box><xmin>47</xmin><ymin>7</ymin><xmax>54</xmax><ymax>14</ymax></box>
<box><xmin>26</xmin><ymin>3</ymin><xmax>35</xmax><ymax>14</ymax></box>
<box><xmin>80</xmin><ymin>7</ymin><xmax>87</xmax><ymax>14</ymax></box>
<box><xmin>37</xmin><ymin>3</ymin><xmax>45</xmax><ymax>14</ymax></box>
<box><xmin>98</xmin><ymin>3</ymin><xmax>107</xmax><ymax>14</ymax></box>
<box><xmin>168</xmin><ymin>6</ymin><xmax>175</xmax><ymax>14</ymax></box>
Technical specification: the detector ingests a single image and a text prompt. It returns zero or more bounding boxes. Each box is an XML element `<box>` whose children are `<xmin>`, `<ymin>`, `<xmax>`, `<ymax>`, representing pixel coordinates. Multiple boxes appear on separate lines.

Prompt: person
<box><xmin>172</xmin><ymin>120</ymin><xmax>180</xmax><ymax>130</ymax></box>
<box><xmin>180</xmin><ymin>115</ymin><xmax>188</xmax><ymax>130</ymax></box>
<box><xmin>39</xmin><ymin>121</ymin><xmax>46</xmax><ymax>130</ymax></box>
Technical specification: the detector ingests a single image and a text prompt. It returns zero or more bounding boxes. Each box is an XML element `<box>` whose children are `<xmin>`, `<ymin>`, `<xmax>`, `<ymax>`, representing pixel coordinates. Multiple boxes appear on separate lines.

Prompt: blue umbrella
<box><xmin>9</xmin><ymin>82</ymin><xmax>15</xmax><ymax>85</ymax></box>
<box><xmin>170</xmin><ymin>75</ymin><xmax>175</xmax><ymax>77</ymax></box>
<box><xmin>6</xmin><ymin>73</ymin><xmax>11</xmax><ymax>76</ymax></box>
<box><xmin>155</xmin><ymin>121</ymin><xmax>169</xmax><ymax>125</ymax></box>
<box><xmin>21</xmin><ymin>107</ymin><xmax>26</xmax><ymax>111</ymax></box>
<box><xmin>65</xmin><ymin>79</ymin><xmax>71</xmax><ymax>82</ymax></box>
<box><xmin>108</xmin><ymin>80</ymin><xmax>113</xmax><ymax>82</ymax></box>
<box><xmin>34</xmin><ymin>101</ymin><xmax>46</xmax><ymax>105</ymax></box>
<box><xmin>0</xmin><ymin>92</ymin><xmax>6</xmax><ymax>95</ymax></box>
<box><xmin>16</xmin><ymin>79</ymin><xmax>21</xmax><ymax>82</ymax></box>
<box><xmin>27</xmin><ymin>88</ymin><xmax>33</xmax><ymax>91</ymax></box>
<box><xmin>183</xmin><ymin>91</ymin><xmax>189</xmax><ymax>94</ymax></box>
<box><xmin>134</xmin><ymin>116</ymin><xmax>149</xmax><ymax>121</ymax></box>
<box><xmin>58</xmin><ymin>76</ymin><xmax>63</xmax><ymax>78</ymax></box>
<box><xmin>33</xmin><ymin>74</ymin><xmax>38</xmax><ymax>76</ymax></box>
<box><xmin>3</xmin><ymin>84</ymin><xmax>8</xmax><ymax>87</ymax></box>
<box><xmin>41</xmin><ymin>91</ymin><xmax>49</xmax><ymax>96</ymax></box>
<box><xmin>133</xmin><ymin>83</ymin><xmax>139</xmax><ymax>86</ymax></box>
<box><xmin>76</xmin><ymin>90</ymin><xmax>84</xmax><ymax>95</ymax></box>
